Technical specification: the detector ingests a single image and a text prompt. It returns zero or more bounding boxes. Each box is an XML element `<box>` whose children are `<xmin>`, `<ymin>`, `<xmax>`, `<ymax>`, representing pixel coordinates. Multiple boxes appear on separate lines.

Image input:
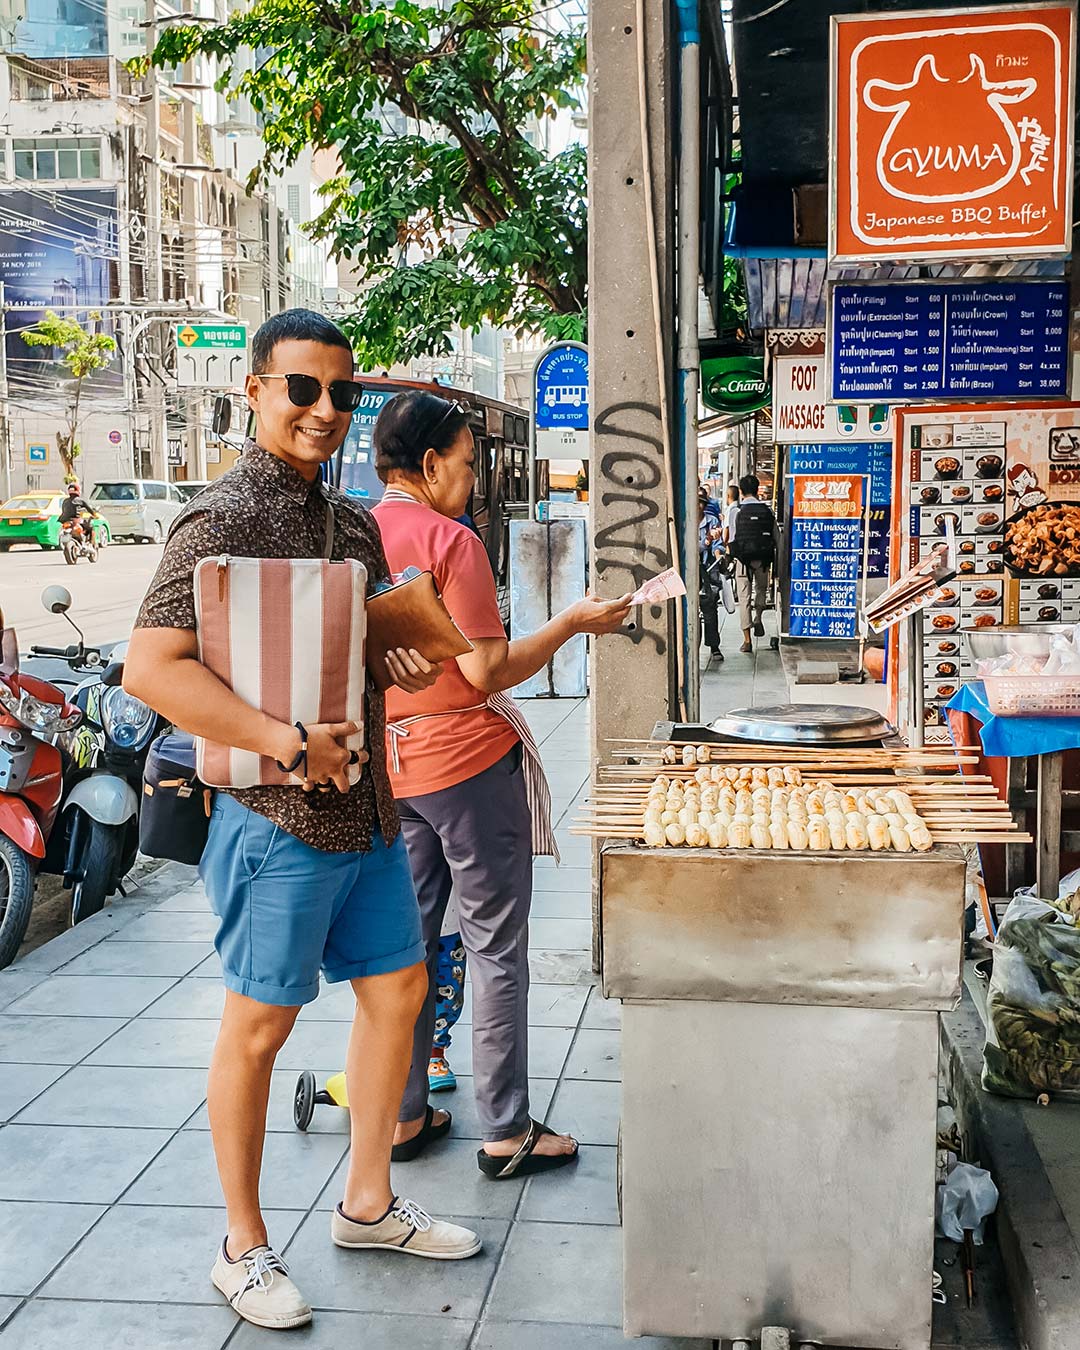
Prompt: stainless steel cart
<box><xmin>601</xmin><ymin>845</ymin><xmax>966</xmax><ymax>1349</ymax></box>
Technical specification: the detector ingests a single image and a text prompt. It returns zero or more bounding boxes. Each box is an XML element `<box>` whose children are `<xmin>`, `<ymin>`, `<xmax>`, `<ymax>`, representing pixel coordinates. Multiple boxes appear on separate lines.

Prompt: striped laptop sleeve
<box><xmin>193</xmin><ymin>554</ymin><xmax>367</xmax><ymax>788</ymax></box>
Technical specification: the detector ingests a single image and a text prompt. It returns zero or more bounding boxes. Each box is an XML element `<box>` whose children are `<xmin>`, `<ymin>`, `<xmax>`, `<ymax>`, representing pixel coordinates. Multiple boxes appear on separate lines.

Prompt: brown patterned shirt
<box><xmin>135</xmin><ymin>440</ymin><xmax>399</xmax><ymax>853</ymax></box>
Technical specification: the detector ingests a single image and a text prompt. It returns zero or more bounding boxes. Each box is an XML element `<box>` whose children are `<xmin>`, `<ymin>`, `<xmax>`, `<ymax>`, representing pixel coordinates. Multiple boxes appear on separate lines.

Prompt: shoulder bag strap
<box><xmin>323</xmin><ymin>498</ymin><xmax>336</xmax><ymax>559</ymax></box>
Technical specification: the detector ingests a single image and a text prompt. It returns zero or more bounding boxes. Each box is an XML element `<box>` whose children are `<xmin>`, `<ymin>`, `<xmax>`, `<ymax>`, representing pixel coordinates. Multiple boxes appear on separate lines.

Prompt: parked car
<box><xmin>88</xmin><ymin>479</ymin><xmax>185</xmax><ymax>543</ymax></box>
<box><xmin>0</xmin><ymin>494</ymin><xmax>111</xmax><ymax>552</ymax></box>
<box><xmin>172</xmin><ymin>480</ymin><xmax>211</xmax><ymax>503</ymax></box>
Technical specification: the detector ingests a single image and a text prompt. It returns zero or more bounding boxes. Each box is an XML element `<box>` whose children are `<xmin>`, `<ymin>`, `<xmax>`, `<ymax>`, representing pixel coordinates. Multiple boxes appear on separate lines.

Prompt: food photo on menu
<box><xmin>896</xmin><ymin>407</ymin><xmax>1080</xmax><ymax>732</ymax></box>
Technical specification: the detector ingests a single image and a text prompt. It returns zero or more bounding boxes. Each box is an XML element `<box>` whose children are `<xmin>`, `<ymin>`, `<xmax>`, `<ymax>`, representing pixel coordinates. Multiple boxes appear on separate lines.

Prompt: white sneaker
<box><xmin>211</xmin><ymin>1240</ymin><xmax>312</xmax><ymax>1329</ymax></box>
<box><xmin>331</xmin><ymin>1197</ymin><xmax>482</xmax><ymax>1260</ymax></box>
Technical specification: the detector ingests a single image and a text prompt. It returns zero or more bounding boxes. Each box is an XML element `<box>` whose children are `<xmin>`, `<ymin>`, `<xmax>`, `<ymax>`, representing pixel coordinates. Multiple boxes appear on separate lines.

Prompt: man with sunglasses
<box><xmin>125</xmin><ymin>309</ymin><xmax>482</xmax><ymax>1333</ymax></box>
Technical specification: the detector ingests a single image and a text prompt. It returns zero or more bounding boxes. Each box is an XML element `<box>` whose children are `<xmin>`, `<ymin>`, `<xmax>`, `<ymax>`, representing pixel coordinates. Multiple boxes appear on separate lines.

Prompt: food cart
<box><xmin>580</xmin><ymin>709</ymin><xmax>1029</xmax><ymax>1349</ymax></box>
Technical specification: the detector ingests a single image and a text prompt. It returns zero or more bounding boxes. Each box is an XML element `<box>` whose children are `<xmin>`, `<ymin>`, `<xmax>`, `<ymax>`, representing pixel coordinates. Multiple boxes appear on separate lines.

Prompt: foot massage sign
<box><xmin>789</xmin><ymin>474</ymin><xmax>865</xmax><ymax>639</ymax></box>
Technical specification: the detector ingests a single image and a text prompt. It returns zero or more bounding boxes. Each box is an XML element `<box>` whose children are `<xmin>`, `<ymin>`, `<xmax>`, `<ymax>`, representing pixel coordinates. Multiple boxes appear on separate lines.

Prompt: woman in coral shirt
<box><xmin>372</xmin><ymin>391</ymin><xmax>630</xmax><ymax>1179</ymax></box>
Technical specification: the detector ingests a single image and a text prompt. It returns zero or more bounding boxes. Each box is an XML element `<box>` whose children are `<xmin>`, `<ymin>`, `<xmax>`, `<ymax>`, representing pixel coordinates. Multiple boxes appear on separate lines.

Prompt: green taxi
<box><xmin>0</xmin><ymin>494</ymin><xmax>112</xmax><ymax>551</ymax></box>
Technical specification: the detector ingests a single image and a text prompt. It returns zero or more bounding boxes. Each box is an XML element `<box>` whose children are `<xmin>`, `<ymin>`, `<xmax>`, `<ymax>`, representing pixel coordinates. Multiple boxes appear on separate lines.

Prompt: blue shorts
<box><xmin>199</xmin><ymin>793</ymin><xmax>425</xmax><ymax>1007</ymax></box>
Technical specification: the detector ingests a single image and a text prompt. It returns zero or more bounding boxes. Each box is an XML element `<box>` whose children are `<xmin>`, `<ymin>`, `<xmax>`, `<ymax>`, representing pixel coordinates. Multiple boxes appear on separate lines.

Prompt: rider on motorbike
<box><xmin>59</xmin><ymin>484</ymin><xmax>99</xmax><ymax>527</ymax></box>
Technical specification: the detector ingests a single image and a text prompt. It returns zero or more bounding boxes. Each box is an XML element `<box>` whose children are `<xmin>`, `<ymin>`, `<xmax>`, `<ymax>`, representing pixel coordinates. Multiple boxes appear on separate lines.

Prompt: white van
<box><xmin>89</xmin><ymin>480</ymin><xmax>186</xmax><ymax>543</ymax></box>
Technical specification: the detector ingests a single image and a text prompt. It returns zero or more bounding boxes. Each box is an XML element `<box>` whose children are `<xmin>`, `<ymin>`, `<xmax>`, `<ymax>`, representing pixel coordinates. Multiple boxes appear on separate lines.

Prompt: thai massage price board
<box><xmin>789</xmin><ymin>474</ymin><xmax>865</xmax><ymax>639</ymax></box>
<box><xmin>828</xmin><ymin>279</ymin><xmax>1069</xmax><ymax>403</ymax></box>
<box><xmin>787</xmin><ymin>442</ymin><xmax>891</xmax><ymax>577</ymax></box>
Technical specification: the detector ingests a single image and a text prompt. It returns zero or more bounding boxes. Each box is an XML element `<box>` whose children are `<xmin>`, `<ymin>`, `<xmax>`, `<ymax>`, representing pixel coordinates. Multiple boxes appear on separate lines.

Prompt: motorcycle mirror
<box><xmin>101</xmin><ymin>661</ymin><xmax>124</xmax><ymax>687</ymax></box>
<box><xmin>42</xmin><ymin>585</ymin><xmax>73</xmax><ymax>615</ymax></box>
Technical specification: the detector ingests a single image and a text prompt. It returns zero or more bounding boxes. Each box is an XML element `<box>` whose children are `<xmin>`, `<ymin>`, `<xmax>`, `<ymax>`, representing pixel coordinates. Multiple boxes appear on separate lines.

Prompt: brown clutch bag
<box><xmin>366</xmin><ymin>570</ymin><xmax>474</xmax><ymax>691</ymax></box>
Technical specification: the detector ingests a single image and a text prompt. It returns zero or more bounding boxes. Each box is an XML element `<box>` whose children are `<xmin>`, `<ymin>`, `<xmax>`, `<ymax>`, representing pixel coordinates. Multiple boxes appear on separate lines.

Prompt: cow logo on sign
<box><xmin>831</xmin><ymin>5</ymin><xmax>1076</xmax><ymax>262</ymax></box>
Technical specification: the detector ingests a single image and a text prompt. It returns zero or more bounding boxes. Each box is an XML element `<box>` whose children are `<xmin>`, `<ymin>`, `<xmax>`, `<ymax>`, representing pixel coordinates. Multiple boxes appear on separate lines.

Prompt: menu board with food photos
<box><xmin>891</xmin><ymin>403</ymin><xmax>1080</xmax><ymax>741</ymax></box>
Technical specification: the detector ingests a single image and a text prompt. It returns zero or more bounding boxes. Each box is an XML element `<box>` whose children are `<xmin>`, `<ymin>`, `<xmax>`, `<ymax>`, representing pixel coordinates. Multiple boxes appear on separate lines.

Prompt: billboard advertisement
<box><xmin>830</xmin><ymin>3</ymin><xmax>1076</xmax><ymax>262</ymax></box>
<box><xmin>14</xmin><ymin>0</ymin><xmax>107</xmax><ymax>57</ymax></box>
<box><xmin>0</xmin><ymin>188</ymin><xmax>119</xmax><ymax>387</ymax></box>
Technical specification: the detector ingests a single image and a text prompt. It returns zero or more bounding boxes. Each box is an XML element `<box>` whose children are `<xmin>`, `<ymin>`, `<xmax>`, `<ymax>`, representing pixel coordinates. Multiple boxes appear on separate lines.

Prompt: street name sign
<box><xmin>830</xmin><ymin>4</ymin><xmax>1076</xmax><ymax>262</ymax></box>
<box><xmin>827</xmin><ymin>279</ymin><xmax>1070</xmax><ymax>402</ymax></box>
<box><xmin>175</xmin><ymin>323</ymin><xmax>249</xmax><ymax>389</ymax></box>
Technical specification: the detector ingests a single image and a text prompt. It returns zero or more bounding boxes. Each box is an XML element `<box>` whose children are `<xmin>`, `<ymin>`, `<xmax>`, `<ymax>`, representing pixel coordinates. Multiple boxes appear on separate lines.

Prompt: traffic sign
<box><xmin>108</xmin><ymin>429</ymin><xmax>122</xmax><ymax>445</ymax></box>
<box><xmin>175</xmin><ymin>323</ymin><xmax>249</xmax><ymax>388</ymax></box>
<box><xmin>533</xmin><ymin>342</ymin><xmax>589</xmax><ymax>460</ymax></box>
<box><xmin>26</xmin><ymin>443</ymin><xmax>47</xmax><ymax>465</ymax></box>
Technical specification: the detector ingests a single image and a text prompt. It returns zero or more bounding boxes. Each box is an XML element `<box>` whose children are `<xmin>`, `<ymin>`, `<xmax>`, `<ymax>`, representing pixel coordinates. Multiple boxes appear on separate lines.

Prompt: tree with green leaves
<box><xmin>20</xmin><ymin>312</ymin><xmax>117</xmax><ymax>479</ymax></box>
<box><xmin>144</xmin><ymin>0</ymin><xmax>587</xmax><ymax>368</ymax></box>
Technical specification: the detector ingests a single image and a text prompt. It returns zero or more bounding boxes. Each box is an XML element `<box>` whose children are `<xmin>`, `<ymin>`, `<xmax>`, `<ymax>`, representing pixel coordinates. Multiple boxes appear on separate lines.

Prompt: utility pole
<box><xmin>143</xmin><ymin>0</ymin><xmax>168</xmax><ymax>481</ymax></box>
<box><xmin>0</xmin><ymin>282</ymin><xmax>11</xmax><ymax>501</ymax></box>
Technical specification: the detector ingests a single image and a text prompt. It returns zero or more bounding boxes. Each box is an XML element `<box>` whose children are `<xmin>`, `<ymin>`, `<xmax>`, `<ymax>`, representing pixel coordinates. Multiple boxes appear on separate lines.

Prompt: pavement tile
<box><xmin>472</xmin><ymin>1324</ymin><xmax>711</xmax><ymax>1349</ymax></box>
<box><xmin>532</xmin><ymin>867</ymin><xmax>590</xmax><ymax>892</ymax></box>
<box><xmin>528</xmin><ymin>918</ymin><xmax>592</xmax><ymax>952</ymax></box>
<box><xmin>184</xmin><ymin>1068</ymin><xmax>349</xmax><ymax>1134</ymax></box>
<box><xmin>136</xmin><ymin>978</ymin><xmax>224</xmax><ymax>1020</ymax></box>
<box><xmin>57</xmin><ymin>941</ymin><xmax>211</xmax><ymax>978</ymax></box>
<box><xmin>192</xmin><ymin>951</ymin><xmax>223</xmax><ymax>978</ymax></box>
<box><xmin>518</xmin><ymin>1144</ymin><xmax>619</xmax><ymax>1226</ymax></box>
<box><xmin>231</xmin><ymin>1310</ymin><xmax>474</xmax><ymax>1350</ymax></box>
<box><xmin>113</xmin><ymin>911</ymin><xmax>219</xmax><ymax>942</ymax></box>
<box><xmin>0</xmin><ymin>1014</ymin><xmax>125</xmax><ymax>1064</ymax></box>
<box><xmin>0</xmin><ymin>1201</ymin><xmax>105</xmax><ymax>1295</ymax></box>
<box><xmin>37</xmin><ymin>1205</ymin><xmax>305</xmax><ymax>1304</ymax></box>
<box><xmin>581</xmin><ymin>988</ymin><xmax>621</xmax><ymax>1032</ymax></box>
<box><xmin>84</xmin><ymin>1017</ymin><xmax>219</xmax><ymax>1069</ymax></box>
<box><xmin>317</xmin><ymin>1137</ymin><xmax>525</xmax><ymax>1221</ymax></box>
<box><xmin>17</xmin><ymin>1065</ymin><xmax>207</xmax><ymax>1129</ymax></box>
<box><xmin>0</xmin><ymin>1125</ymin><xmax>171</xmax><ymax>1203</ymax></box>
<box><xmin>0</xmin><ymin>1301</ymin><xmax>18</xmax><ymax>1330</ymax></box>
<box><xmin>123</xmin><ymin>1125</ymin><xmax>348</xmax><ymax>1209</ymax></box>
<box><xmin>5</xmin><ymin>975</ymin><xmax>176</xmax><ymax>1019</ymax></box>
<box><xmin>547</xmin><ymin>1079</ymin><xmax>621</xmax><ymax>1146</ymax></box>
<box><xmin>0</xmin><ymin>972</ymin><xmax>45</xmax><ymax>1012</ymax></box>
<box><xmin>14</xmin><ymin>914</ymin><xmax>128</xmax><ymax>972</ymax></box>
<box><xmin>0</xmin><ymin>1298</ymin><xmax>236</xmax><ymax>1350</ymax></box>
<box><xmin>0</xmin><ymin>1064</ymin><xmax>66</xmax><ymax>1122</ymax></box>
<box><xmin>485</xmin><ymin>1219</ymin><xmax>622</xmax><ymax>1326</ymax></box>
<box><xmin>446</xmin><ymin>1077</ymin><xmax>558</xmax><ymax>1142</ymax></box>
<box><xmin>150</xmin><ymin>888</ymin><xmax>211</xmax><ymax>913</ymax></box>
<box><xmin>296</xmin><ymin>980</ymin><xmax>359</xmax><ymax>1022</ymax></box>
<box><xmin>563</xmin><ymin>1030</ymin><xmax>621</xmax><ymax>1083</ymax></box>
<box><xmin>529</xmin><ymin>951</ymin><xmax>593</xmax><ymax>985</ymax></box>
<box><xmin>267</xmin><ymin>1019</ymin><xmax>362</xmax><ymax>1071</ymax></box>
<box><xmin>459</xmin><ymin>982</ymin><xmax>589</xmax><ymax>1030</ymax></box>
<box><xmin>442</xmin><ymin>1025</ymin><xmax>574</xmax><ymax>1080</ymax></box>
<box><xmin>530</xmin><ymin>890</ymin><xmax>592</xmax><ymax>919</ymax></box>
<box><xmin>282</xmin><ymin>1209</ymin><xmax>508</xmax><ymax>1318</ymax></box>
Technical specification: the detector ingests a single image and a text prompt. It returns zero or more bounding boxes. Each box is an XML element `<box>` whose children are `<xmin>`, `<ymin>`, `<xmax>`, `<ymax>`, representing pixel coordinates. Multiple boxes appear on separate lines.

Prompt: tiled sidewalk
<box><xmin>0</xmin><ymin>700</ymin><xmax>703</xmax><ymax>1350</ymax></box>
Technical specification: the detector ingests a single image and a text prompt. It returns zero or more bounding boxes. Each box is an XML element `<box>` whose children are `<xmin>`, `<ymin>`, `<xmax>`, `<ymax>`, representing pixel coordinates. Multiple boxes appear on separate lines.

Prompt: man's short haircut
<box><xmin>739</xmin><ymin>473</ymin><xmax>759</xmax><ymax>496</ymax></box>
<box><xmin>729</xmin><ymin>483</ymin><xmax>740</xmax><ymax>501</ymax></box>
<box><xmin>251</xmin><ymin>309</ymin><xmax>354</xmax><ymax>375</ymax></box>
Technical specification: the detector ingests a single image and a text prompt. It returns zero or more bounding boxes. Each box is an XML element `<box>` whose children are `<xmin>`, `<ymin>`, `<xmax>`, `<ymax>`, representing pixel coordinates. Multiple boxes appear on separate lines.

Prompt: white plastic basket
<box><xmin>983</xmin><ymin>674</ymin><xmax>1080</xmax><ymax>717</ymax></box>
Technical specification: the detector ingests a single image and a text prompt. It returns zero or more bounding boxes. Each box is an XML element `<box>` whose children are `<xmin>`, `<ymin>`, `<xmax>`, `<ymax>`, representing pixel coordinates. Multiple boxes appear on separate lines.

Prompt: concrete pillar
<box><xmin>588</xmin><ymin>0</ymin><xmax>678</xmax><ymax>763</ymax></box>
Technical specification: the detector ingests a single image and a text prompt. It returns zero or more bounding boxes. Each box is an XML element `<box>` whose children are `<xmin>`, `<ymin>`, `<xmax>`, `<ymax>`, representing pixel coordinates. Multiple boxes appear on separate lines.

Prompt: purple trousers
<box><xmin>397</xmin><ymin>745</ymin><xmax>534</xmax><ymax>1142</ymax></box>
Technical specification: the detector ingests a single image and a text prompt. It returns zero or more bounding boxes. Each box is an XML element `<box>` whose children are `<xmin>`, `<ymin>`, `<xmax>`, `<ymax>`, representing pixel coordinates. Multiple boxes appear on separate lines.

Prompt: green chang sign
<box><xmin>701</xmin><ymin>356</ymin><xmax>769</xmax><ymax>415</ymax></box>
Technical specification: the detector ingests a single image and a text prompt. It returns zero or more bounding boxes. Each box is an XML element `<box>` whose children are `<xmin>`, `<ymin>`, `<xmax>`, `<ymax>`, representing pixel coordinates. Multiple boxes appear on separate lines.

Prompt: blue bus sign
<box><xmin>534</xmin><ymin>344</ymin><xmax>589</xmax><ymax>432</ymax></box>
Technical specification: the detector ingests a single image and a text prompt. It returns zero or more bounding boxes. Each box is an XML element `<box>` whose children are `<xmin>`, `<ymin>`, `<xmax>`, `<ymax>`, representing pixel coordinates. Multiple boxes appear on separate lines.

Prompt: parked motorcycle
<box><xmin>60</xmin><ymin>516</ymin><xmax>100</xmax><ymax>566</ymax></box>
<box><xmin>31</xmin><ymin>587</ymin><xmax>163</xmax><ymax>925</ymax></box>
<box><xmin>0</xmin><ymin>611</ymin><xmax>82</xmax><ymax>967</ymax></box>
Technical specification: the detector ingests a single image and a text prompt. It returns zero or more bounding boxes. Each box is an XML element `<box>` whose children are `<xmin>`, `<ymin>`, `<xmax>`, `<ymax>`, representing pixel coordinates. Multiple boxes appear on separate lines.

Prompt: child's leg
<box><xmin>429</xmin><ymin>935</ymin><xmax>467</xmax><ymax>1091</ymax></box>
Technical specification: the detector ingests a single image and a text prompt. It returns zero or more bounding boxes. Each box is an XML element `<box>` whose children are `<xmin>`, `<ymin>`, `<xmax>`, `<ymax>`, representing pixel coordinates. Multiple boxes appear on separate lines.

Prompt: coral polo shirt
<box><xmin>372</xmin><ymin>496</ymin><xmax>518</xmax><ymax>799</ymax></box>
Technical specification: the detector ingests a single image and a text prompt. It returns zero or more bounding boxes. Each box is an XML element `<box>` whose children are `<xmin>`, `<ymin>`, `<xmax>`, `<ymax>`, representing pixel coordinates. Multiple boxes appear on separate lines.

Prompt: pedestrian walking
<box><xmin>723</xmin><ymin>481</ymin><xmax>740</xmax><ymax>544</ymax></box>
<box><xmin>124</xmin><ymin>309</ymin><xmax>483</xmax><ymax>1333</ymax></box>
<box><xmin>699</xmin><ymin>486</ymin><xmax>724</xmax><ymax>660</ymax></box>
<box><xmin>728</xmin><ymin>472</ymin><xmax>780</xmax><ymax>653</ymax></box>
<box><xmin>370</xmin><ymin>390</ymin><xmax>632</xmax><ymax>1179</ymax></box>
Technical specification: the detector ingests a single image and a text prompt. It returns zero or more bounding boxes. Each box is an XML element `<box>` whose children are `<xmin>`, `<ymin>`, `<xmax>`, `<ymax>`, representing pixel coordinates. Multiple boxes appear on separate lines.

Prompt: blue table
<box><xmin>945</xmin><ymin>681</ymin><xmax>1080</xmax><ymax>898</ymax></box>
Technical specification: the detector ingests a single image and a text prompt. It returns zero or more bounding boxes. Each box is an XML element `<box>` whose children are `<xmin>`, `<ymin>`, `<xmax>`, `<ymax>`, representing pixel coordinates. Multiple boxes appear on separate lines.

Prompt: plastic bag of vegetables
<box><xmin>982</xmin><ymin>893</ymin><xmax>1080</xmax><ymax>1101</ymax></box>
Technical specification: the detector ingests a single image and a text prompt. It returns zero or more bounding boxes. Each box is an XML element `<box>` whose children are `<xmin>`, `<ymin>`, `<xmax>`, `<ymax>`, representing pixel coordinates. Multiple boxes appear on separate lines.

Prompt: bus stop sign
<box><xmin>534</xmin><ymin>343</ymin><xmax>589</xmax><ymax>459</ymax></box>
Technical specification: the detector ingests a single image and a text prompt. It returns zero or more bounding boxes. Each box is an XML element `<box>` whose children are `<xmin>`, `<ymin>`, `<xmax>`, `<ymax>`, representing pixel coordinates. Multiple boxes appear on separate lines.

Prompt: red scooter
<box><xmin>0</xmin><ymin>619</ymin><xmax>82</xmax><ymax>967</ymax></box>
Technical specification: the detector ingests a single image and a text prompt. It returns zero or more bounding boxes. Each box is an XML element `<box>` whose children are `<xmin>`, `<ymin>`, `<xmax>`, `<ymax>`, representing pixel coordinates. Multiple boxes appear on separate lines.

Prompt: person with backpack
<box><xmin>728</xmin><ymin>473</ymin><xmax>780</xmax><ymax>653</ymax></box>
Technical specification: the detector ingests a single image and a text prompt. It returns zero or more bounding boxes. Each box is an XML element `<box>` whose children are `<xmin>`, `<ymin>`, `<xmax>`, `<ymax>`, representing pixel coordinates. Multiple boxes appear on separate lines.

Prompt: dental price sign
<box><xmin>830</xmin><ymin>4</ymin><xmax>1076</xmax><ymax>262</ymax></box>
<box><xmin>789</xmin><ymin>474</ymin><xmax>865</xmax><ymax>639</ymax></box>
<box><xmin>534</xmin><ymin>342</ymin><xmax>588</xmax><ymax>460</ymax></box>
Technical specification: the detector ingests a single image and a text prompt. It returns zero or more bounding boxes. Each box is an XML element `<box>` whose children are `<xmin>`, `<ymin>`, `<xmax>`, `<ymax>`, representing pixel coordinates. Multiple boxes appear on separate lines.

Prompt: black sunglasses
<box><xmin>256</xmin><ymin>373</ymin><xmax>363</xmax><ymax>414</ymax></box>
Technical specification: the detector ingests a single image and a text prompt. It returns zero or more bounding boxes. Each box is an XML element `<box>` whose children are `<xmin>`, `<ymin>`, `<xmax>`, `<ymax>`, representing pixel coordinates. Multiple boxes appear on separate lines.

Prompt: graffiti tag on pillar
<box><xmin>593</xmin><ymin>401</ymin><xmax>669</xmax><ymax>652</ymax></box>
